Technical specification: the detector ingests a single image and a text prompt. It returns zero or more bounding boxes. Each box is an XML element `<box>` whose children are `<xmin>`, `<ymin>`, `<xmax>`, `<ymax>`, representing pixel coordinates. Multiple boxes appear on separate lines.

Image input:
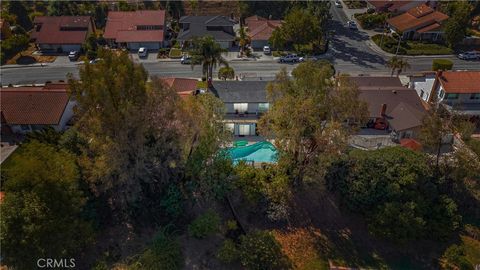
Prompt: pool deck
<box><xmin>233</xmin><ymin>135</ymin><xmax>266</xmax><ymax>144</ymax></box>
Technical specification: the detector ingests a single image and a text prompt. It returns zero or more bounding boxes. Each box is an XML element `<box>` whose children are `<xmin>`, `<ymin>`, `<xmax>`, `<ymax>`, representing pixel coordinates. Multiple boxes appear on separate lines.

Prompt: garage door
<box><xmin>217</xmin><ymin>41</ymin><xmax>230</xmax><ymax>49</ymax></box>
<box><xmin>127</xmin><ymin>42</ymin><xmax>160</xmax><ymax>50</ymax></box>
<box><xmin>252</xmin><ymin>40</ymin><xmax>268</xmax><ymax>49</ymax></box>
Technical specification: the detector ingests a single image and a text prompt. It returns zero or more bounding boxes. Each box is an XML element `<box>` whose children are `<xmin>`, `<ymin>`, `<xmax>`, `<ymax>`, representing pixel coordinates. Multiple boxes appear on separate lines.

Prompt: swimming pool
<box><xmin>227</xmin><ymin>141</ymin><xmax>278</xmax><ymax>163</ymax></box>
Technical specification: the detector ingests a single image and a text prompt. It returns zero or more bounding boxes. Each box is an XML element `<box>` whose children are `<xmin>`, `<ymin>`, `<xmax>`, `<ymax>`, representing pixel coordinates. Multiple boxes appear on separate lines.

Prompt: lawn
<box><xmin>169</xmin><ymin>48</ymin><xmax>183</xmax><ymax>59</ymax></box>
<box><xmin>372</xmin><ymin>34</ymin><xmax>453</xmax><ymax>55</ymax></box>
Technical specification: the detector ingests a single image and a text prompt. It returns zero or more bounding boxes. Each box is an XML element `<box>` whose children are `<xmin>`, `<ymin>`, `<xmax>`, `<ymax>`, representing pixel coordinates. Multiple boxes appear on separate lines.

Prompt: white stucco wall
<box><xmin>409</xmin><ymin>74</ymin><xmax>435</xmax><ymax>102</ymax></box>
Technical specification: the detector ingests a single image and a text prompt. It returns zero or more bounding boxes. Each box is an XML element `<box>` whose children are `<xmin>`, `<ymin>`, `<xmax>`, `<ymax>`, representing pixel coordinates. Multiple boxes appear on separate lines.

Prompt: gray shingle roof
<box><xmin>177</xmin><ymin>16</ymin><xmax>236</xmax><ymax>41</ymax></box>
<box><xmin>210</xmin><ymin>81</ymin><xmax>269</xmax><ymax>103</ymax></box>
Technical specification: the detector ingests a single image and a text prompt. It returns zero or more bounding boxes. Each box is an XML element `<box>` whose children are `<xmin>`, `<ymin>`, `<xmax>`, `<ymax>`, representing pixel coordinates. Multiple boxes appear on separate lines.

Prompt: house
<box><xmin>103</xmin><ymin>10</ymin><xmax>166</xmax><ymax>50</ymax></box>
<box><xmin>366</xmin><ymin>0</ymin><xmax>427</xmax><ymax>13</ymax></box>
<box><xmin>245</xmin><ymin>15</ymin><xmax>282</xmax><ymax>49</ymax></box>
<box><xmin>209</xmin><ymin>81</ymin><xmax>269</xmax><ymax>136</ymax></box>
<box><xmin>387</xmin><ymin>4</ymin><xmax>449</xmax><ymax>41</ymax></box>
<box><xmin>408</xmin><ymin>71</ymin><xmax>436</xmax><ymax>102</ymax></box>
<box><xmin>177</xmin><ymin>16</ymin><xmax>236</xmax><ymax>49</ymax></box>
<box><xmin>160</xmin><ymin>77</ymin><xmax>199</xmax><ymax>97</ymax></box>
<box><xmin>430</xmin><ymin>71</ymin><xmax>480</xmax><ymax>118</ymax></box>
<box><xmin>0</xmin><ymin>83</ymin><xmax>75</xmax><ymax>134</ymax></box>
<box><xmin>350</xmin><ymin>76</ymin><xmax>428</xmax><ymax>140</ymax></box>
<box><xmin>31</xmin><ymin>16</ymin><xmax>95</xmax><ymax>52</ymax></box>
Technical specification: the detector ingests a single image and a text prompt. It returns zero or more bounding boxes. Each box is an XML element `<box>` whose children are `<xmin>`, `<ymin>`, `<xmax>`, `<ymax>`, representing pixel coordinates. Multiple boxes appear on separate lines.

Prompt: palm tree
<box><xmin>386</xmin><ymin>56</ymin><xmax>410</xmax><ymax>77</ymax></box>
<box><xmin>386</xmin><ymin>56</ymin><xmax>399</xmax><ymax>76</ymax></box>
<box><xmin>188</xmin><ymin>36</ymin><xmax>228</xmax><ymax>83</ymax></box>
<box><xmin>395</xmin><ymin>57</ymin><xmax>410</xmax><ymax>76</ymax></box>
<box><xmin>238</xmin><ymin>26</ymin><xmax>250</xmax><ymax>57</ymax></box>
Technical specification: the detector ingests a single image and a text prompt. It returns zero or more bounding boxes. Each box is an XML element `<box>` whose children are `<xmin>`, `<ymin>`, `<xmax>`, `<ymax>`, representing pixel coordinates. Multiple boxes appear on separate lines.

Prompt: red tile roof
<box><xmin>161</xmin><ymin>78</ymin><xmax>198</xmax><ymax>96</ymax></box>
<box><xmin>104</xmin><ymin>10</ymin><xmax>166</xmax><ymax>43</ymax></box>
<box><xmin>438</xmin><ymin>71</ymin><xmax>480</xmax><ymax>94</ymax></box>
<box><xmin>32</xmin><ymin>16</ymin><xmax>93</xmax><ymax>44</ymax></box>
<box><xmin>387</xmin><ymin>4</ymin><xmax>448</xmax><ymax>32</ymax></box>
<box><xmin>246</xmin><ymin>16</ymin><xmax>282</xmax><ymax>41</ymax></box>
<box><xmin>0</xmin><ymin>83</ymin><xmax>70</xmax><ymax>125</ymax></box>
<box><xmin>400</xmin><ymin>138</ymin><xmax>422</xmax><ymax>151</ymax></box>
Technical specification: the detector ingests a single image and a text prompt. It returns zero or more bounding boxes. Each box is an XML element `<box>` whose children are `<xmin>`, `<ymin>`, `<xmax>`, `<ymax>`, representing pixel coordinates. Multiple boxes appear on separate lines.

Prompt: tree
<box><xmin>218</xmin><ymin>66</ymin><xmax>235</xmax><ymax>80</ymax></box>
<box><xmin>68</xmin><ymin>49</ymin><xmax>185</xmax><ymax>219</ymax></box>
<box><xmin>237</xmin><ymin>25</ymin><xmax>250</xmax><ymax>57</ymax></box>
<box><xmin>443</xmin><ymin>1</ymin><xmax>472</xmax><ymax>48</ymax></box>
<box><xmin>386</xmin><ymin>56</ymin><xmax>410</xmax><ymax>77</ymax></box>
<box><xmin>259</xmin><ymin>61</ymin><xmax>368</xmax><ymax>186</ymax></box>
<box><xmin>419</xmin><ymin>105</ymin><xmax>452</xmax><ymax>169</ymax></box>
<box><xmin>432</xmin><ymin>59</ymin><xmax>454</xmax><ymax>71</ymax></box>
<box><xmin>239</xmin><ymin>231</ymin><xmax>292</xmax><ymax>270</ymax></box>
<box><xmin>1</xmin><ymin>141</ymin><xmax>92</xmax><ymax>269</ymax></box>
<box><xmin>8</xmin><ymin>1</ymin><xmax>32</xmax><ymax>30</ymax></box>
<box><xmin>188</xmin><ymin>36</ymin><xmax>228</xmax><ymax>82</ymax></box>
<box><xmin>327</xmin><ymin>147</ymin><xmax>461</xmax><ymax>243</ymax></box>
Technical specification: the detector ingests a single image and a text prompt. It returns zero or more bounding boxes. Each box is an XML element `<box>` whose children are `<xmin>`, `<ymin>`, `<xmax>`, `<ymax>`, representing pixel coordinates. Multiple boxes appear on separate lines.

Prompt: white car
<box><xmin>138</xmin><ymin>47</ymin><xmax>148</xmax><ymax>58</ymax></box>
<box><xmin>68</xmin><ymin>51</ymin><xmax>79</xmax><ymax>61</ymax></box>
<box><xmin>180</xmin><ymin>55</ymin><xmax>191</xmax><ymax>64</ymax></box>
<box><xmin>334</xmin><ymin>0</ymin><xmax>342</xmax><ymax>8</ymax></box>
<box><xmin>263</xmin><ymin>46</ymin><xmax>271</xmax><ymax>55</ymax></box>
<box><xmin>347</xmin><ymin>20</ymin><xmax>357</xmax><ymax>30</ymax></box>
<box><xmin>458</xmin><ymin>51</ymin><xmax>480</xmax><ymax>60</ymax></box>
<box><xmin>279</xmin><ymin>54</ymin><xmax>301</xmax><ymax>63</ymax></box>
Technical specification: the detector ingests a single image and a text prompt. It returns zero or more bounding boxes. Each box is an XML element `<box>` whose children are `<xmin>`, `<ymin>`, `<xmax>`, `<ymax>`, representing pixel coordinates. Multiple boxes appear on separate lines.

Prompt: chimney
<box><xmin>381</xmin><ymin>103</ymin><xmax>387</xmax><ymax>116</ymax></box>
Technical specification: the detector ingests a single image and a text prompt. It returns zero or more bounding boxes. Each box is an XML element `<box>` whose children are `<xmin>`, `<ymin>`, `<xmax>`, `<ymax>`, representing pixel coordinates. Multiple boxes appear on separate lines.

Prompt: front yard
<box><xmin>372</xmin><ymin>34</ymin><xmax>453</xmax><ymax>55</ymax></box>
<box><xmin>5</xmin><ymin>43</ymin><xmax>57</xmax><ymax>65</ymax></box>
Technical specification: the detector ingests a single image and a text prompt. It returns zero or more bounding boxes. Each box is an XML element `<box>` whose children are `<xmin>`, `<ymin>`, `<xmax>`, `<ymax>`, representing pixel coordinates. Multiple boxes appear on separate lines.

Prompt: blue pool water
<box><xmin>227</xmin><ymin>141</ymin><xmax>278</xmax><ymax>163</ymax></box>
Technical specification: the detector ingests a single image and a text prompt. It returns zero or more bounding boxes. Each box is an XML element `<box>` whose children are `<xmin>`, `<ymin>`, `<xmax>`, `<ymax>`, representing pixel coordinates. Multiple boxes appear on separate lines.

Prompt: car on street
<box><xmin>334</xmin><ymin>0</ymin><xmax>342</xmax><ymax>8</ymax></box>
<box><xmin>263</xmin><ymin>46</ymin><xmax>271</xmax><ymax>55</ymax></box>
<box><xmin>278</xmin><ymin>54</ymin><xmax>301</xmax><ymax>63</ymax></box>
<box><xmin>68</xmin><ymin>51</ymin><xmax>79</xmax><ymax>61</ymax></box>
<box><xmin>89</xmin><ymin>58</ymin><xmax>103</xmax><ymax>64</ymax></box>
<box><xmin>181</xmin><ymin>55</ymin><xmax>191</xmax><ymax>64</ymax></box>
<box><xmin>458</xmin><ymin>51</ymin><xmax>480</xmax><ymax>60</ymax></box>
<box><xmin>138</xmin><ymin>47</ymin><xmax>148</xmax><ymax>58</ymax></box>
<box><xmin>347</xmin><ymin>20</ymin><xmax>357</xmax><ymax>30</ymax></box>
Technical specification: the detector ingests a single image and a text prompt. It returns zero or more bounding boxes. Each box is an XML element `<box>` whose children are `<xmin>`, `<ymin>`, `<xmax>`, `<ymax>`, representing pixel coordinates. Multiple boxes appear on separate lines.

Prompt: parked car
<box><xmin>458</xmin><ymin>51</ymin><xmax>480</xmax><ymax>60</ymax></box>
<box><xmin>263</xmin><ymin>46</ymin><xmax>271</xmax><ymax>55</ymax></box>
<box><xmin>278</xmin><ymin>54</ymin><xmax>301</xmax><ymax>63</ymax></box>
<box><xmin>180</xmin><ymin>55</ymin><xmax>191</xmax><ymax>64</ymax></box>
<box><xmin>138</xmin><ymin>47</ymin><xmax>148</xmax><ymax>58</ymax></box>
<box><xmin>347</xmin><ymin>20</ymin><xmax>357</xmax><ymax>30</ymax></box>
<box><xmin>334</xmin><ymin>0</ymin><xmax>342</xmax><ymax>8</ymax></box>
<box><xmin>68</xmin><ymin>51</ymin><xmax>79</xmax><ymax>61</ymax></box>
<box><xmin>89</xmin><ymin>58</ymin><xmax>103</xmax><ymax>64</ymax></box>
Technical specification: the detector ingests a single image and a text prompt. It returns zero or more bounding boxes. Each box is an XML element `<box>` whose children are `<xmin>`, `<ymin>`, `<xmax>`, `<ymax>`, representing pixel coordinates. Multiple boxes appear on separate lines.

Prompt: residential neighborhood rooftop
<box><xmin>0</xmin><ymin>83</ymin><xmax>69</xmax><ymax>125</ymax></box>
<box><xmin>387</xmin><ymin>4</ymin><xmax>448</xmax><ymax>32</ymax></box>
<box><xmin>161</xmin><ymin>77</ymin><xmax>198</xmax><ymax>96</ymax></box>
<box><xmin>437</xmin><ymin>71</ymin><xmax>480</xmax><ymax>94</ymax></box>
<box><xmin>103</xmin><ymin>10</ymin><xmax>166</xmax><ymax>43</ymax></box>
<box><xmin>31</xmin><ymin>16</ymin><xmax>93</xmax><ymax>44</ymax></box>
<box><xmin>210</xmin><ymin>81</ymin><xmax>269</xmax><ymax>103</ymax></box>
<box><xmin>245</xmin><ymin>15</ymin><xmax>282</xmax><ymax>41</ymax></box>
<box><xmin>177</xmin><ymin>15</ymin><xmax>236</xmax><ymax>41</ymax></box>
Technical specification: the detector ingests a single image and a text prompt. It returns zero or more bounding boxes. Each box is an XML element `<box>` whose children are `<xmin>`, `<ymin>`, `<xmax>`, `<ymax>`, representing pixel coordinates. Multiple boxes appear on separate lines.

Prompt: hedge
<box><xmin>432</xmin><ymin>59</ymin><xmax>454</xmax><ymax>71</ymax></box>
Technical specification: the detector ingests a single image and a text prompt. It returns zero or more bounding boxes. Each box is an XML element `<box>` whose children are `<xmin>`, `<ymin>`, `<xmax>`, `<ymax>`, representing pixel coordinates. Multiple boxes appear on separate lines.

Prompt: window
<box><xmin>445</xmin><ymin>93</ymin><xmax>459</xmax><ymax>100</ymax></box>
<box><xmin>439</xmin><ymin>89</ymin><xmax>445</xmax><ymax>99</ymax></box>
<box><xmin>470</xmin><ymin>93</ymin><xmax>480</xmax><ymax>100</ymax></box>
<box><xmin>420</xmin><ymin>90</ymin><xmax>425</xmax><ymax>99</ymax></box>
<box><xmin>258</xmin><ymin>103</ymin><xmax>269</xmax><ymax>112</ymax></box>
<box><xmin>238</xmin><ymin>124</ymin><xmax>251</xmax><ymax>136</ymax></box>
<box><xmin>234</xmin><ymin>103</ymin><xmax>248</xmax><ymax>113</ymax></box>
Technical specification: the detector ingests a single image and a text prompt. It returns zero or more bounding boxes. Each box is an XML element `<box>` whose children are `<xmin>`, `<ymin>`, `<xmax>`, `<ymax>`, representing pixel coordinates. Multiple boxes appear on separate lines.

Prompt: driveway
<box><xmin>130</xmin><ymin>52</ymin><xmax>159</xmax><ymax>63</ymax></box>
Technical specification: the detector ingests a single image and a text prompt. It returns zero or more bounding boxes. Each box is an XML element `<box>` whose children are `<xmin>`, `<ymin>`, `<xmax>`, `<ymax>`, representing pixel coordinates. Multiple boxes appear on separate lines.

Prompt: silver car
<box><xmin>279</xmin><ymin>54</ymin><xmax>301</xmax><ymax>63</ymax></box>
<box><xmin>458</xmin><ymin>51</ymin><xmax>480</xmax><ymax>60</ymax></box>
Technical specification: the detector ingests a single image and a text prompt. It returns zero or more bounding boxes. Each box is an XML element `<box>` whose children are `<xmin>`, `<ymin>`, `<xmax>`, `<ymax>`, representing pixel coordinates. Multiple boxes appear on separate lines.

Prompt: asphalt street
<box><xmin>1</xmin><ymin>3</ymin><xmax>479</xmax><ymax>86</ymax></box>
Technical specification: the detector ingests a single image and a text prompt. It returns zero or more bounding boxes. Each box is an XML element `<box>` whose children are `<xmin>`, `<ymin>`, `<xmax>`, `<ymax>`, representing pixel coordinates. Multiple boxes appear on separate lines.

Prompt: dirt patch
<box><xmin>183</xmin><ymin>0</ymin><xmax>240</xmax><ymax>17</ymax></box>
<box><xmin>6</xmin><ymin>44</ymin><xmax>56</xmax><ymax>65</ymax></box>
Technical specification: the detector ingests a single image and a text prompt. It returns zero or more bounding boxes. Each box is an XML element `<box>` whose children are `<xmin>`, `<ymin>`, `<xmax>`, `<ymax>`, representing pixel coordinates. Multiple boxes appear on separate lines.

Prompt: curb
<box><xmin>1</xmin><ymin>64</ymin><xmax>48</xmax><ymax>69</ymax></box>
<box><xmin>365</xmin><ymin>39</ymin><xmax>456</xmax><ymax>59</ymax></box>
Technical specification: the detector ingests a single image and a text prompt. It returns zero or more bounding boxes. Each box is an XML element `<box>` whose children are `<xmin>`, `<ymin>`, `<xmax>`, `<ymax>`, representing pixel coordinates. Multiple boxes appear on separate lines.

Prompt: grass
<box><xmin>169</xmin><ymin>48</ymin><xmax>183</xmax><ymax>59</ymax></box>
<box><xmin>372</xmin><ymin>34</ymin><xmax>453</xmax><ymax>55</ymax></box>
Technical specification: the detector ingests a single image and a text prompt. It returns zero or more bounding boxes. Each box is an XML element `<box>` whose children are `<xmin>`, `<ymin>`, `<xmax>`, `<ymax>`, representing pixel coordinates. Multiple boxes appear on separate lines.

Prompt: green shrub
<box><xmin>188</xmin><ymin>210</ymin><xmax>220</xmax><ymax>238</ymax></box>
<box><xmin>442</xmin><ymin>244</ymin><xmax>473</xmax><ymax>270</ymax></box>
<box><xmin>217</xmin><ymin>239</ymin><xmax>239</xmax><ymax>263</ymax></box>
<box><xmin>218</xmin><ymin>66</ymin><xmax>235</xmax><ymax>80</ymax></box>
<box><xmin>239</xmin><ymin>231</ymin><xmax>291</xmax><ymax>270</ymax></box>
<box><xmin>131</xmin><ymin>227</ymin><xmax>183</xmax><ymax>270</ymax></box>
<box><xmin>169</xmin><ymin>48</ymin><xmax>183</xmax><ymax>58</ymax></box>
<box><xmin>355</xmin><ymin>13</ymin><xmax>387</xmax><ymax>29</ymax></box>
<box><xmin>432</xmin><ymin>59</ymin><xmax>454</xmax><ymax>71</ymax></box>
<box><xmin>0</xmin><ymin>34</ymin><xmax>30</xmax><ymax>64</ymax></box>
